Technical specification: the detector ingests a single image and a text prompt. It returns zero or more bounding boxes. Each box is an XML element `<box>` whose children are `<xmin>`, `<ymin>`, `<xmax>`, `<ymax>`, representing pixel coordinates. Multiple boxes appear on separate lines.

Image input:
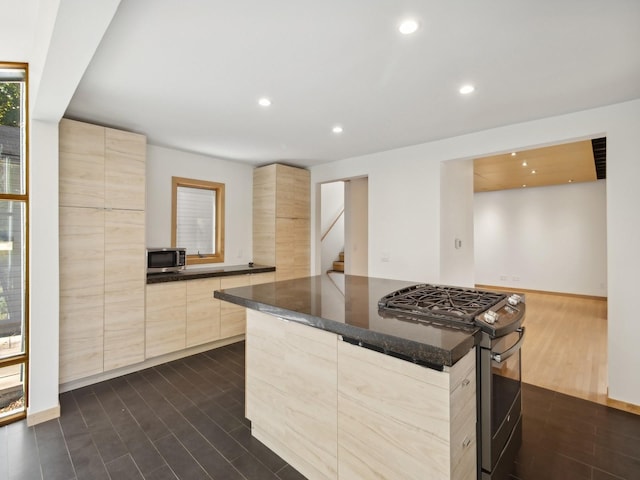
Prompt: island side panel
<box><xmin>246</xmin><ymin>310</ymin><xmax>338</xmax><ymax>480</ymax></box>
<box><xmin>245</xmin><ymin>309</ymin><xmax>476</xmax><ymax>480</ymax></box>
<box><xmin>337</xmin><ymin>343</ymin><xmax>477</xmax><ymax>480</ymax></box>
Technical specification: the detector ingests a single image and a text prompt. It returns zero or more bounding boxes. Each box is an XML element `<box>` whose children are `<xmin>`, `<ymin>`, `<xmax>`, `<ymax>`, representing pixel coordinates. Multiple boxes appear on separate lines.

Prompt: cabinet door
<box><xmin>105</xmin><ymin>128</ymin><xmax>146</xmax><ymax>210</ymax></box>
<box><xmin>253</xmin><ymin>165</ymin><xmax>277</xmax><ymax>266</ymax></box>
<box><xmin>145</xmin><ymin>282</ymin><xmax>186</xmax><ymax>358</ymax></box>
<box><xmin>59</xmin><ymin>119</ymin><xmax>105</xmax><ymax>208</ymax></box>
<box><xmin>276</xmin><ymin>164</ymin><xmax>310</xmax><ymax>219</ymax></box>
<box><xmin>276</xmin><ymin>218</ymin><xmax>309</xmax><ymax>281</ymax></box>
<box><xmin>104</xmin><ymin>210</ymin><xmax>145</xmax><ymax>371</ymax></box>
<box><xmin>220</xmin><ymin>275</ymin><xmax>250</xmax><ymax>338</ymax></box>
<box><xmin>59</xmin><ymin>206</ymin><xmax>105</xmax><ymax>383</ymax></box>
<box><xmin>186</xmin><ymin>277</ymin><xmax>221</xmax><ymax>347</ymax></box>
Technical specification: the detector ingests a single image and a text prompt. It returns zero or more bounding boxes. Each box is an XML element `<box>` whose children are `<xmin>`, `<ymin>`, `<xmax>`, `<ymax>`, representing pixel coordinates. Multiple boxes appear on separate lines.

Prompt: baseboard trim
<box><xmin>606</xmin><ymin>389</ymin><xmax>640</xmax><ymax>415</ymax></box>
<box><xmin>27</xmin><ymin>404</ymin><xmax>61</xmax><ymax>426</ymax></box>
<box><xmin>59</xmin><ymin>335</ymin><xmax>245</xmax><ymax>393</ymax></box>
<box><xmin>475</xmin><ymin>285</ymin><xmax>607</xmax><ymax>302</ymax></box>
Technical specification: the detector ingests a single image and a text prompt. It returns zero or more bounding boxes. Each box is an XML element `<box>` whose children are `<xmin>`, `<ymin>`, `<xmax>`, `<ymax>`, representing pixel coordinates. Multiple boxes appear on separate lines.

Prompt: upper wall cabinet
<box><xmin>59</xmin><ymin>119</ymin><xmax>146</xmax><ymax>211</ymax></box>
<box><xmin>59</xmin><ymin>120</ymin><xmax>105</xmax><ymax>208</ymax></box>
<box><xmin>253</xmin><ymin>164</ymin><xmax>310</xmax><ymax>281</ymax></box>
<box><xmin>105</xmin><ymin>127</ymin><xmax>146</xmax><ymax>210</ymax></box>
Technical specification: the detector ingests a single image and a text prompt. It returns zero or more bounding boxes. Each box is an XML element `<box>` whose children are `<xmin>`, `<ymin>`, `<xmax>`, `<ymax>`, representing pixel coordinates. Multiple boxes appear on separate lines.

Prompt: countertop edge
<box><xmin>147</xmin><ymin>264</ymin><xmax>276</xmax><ymax>284</ymax></box>
<box><xmin>215</xmin><ymin>289</ymin><xmax>477</xmax><ymax>368</ymax></box>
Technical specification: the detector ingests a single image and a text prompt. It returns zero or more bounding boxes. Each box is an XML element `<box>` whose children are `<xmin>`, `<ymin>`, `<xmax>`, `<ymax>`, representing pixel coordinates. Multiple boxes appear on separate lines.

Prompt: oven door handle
<box><xmin>491</xmin><ymin>326</ymin><xmax>526</xmax><ymax>364</ymax></box>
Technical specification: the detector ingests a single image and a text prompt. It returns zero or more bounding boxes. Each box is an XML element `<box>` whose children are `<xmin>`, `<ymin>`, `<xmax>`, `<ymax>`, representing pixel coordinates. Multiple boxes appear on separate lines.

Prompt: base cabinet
<box><xmin>186</xmin><ymin>278</ymin><xmax>222</xmax><ymax>347</ymax></box>
<box><xmin>144</xmin><ymin>272</ymin><xmax>274</xmax><ymax>360</ymax></box>
<box><xmin>246</xmin><ymin>309</ymin><xmax>477</xmax><ymax>480</ymax></box>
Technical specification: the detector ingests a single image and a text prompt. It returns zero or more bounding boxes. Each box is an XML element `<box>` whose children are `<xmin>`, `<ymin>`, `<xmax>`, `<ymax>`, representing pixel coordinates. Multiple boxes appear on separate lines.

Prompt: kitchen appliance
<box><xmin>146</xmin><ymin>247</ymin><xmax>187</xmax><ymax>273</ymax></box>
<box><xmin>378</xmin><ymin>284</ymin><xmax>525</xmax><ymax>480</ymax></box>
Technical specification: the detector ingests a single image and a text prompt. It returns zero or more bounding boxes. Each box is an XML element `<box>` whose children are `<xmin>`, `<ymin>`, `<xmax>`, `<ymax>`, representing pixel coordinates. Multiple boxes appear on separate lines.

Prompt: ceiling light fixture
<box><xmin>511</xmin><ymin>152</ymin><xmax>517</xmax><ymax>156</ymax></box>
<box><xmin>399</xmin><ymin>19</ymin><xmax>419</xmax><ymax>35</ymax></box>
<box><xmin>332</xmin><ymin>125</ymin><xmax>343</xmax><ymax>134</ymax></box>
<box><xmin>568</xmin><ymin>179</ymin><xmax>574</xmax><ymax>183</ymax></box>
<box><xmin>531</xmin><ymin>169</ymin><xmax>536</xmax><ymax>174</ymax></box>
<box><xmin>522</xmin><ymin>161</ymin><xmax>528</xmax><ymax>167</ymax></box>
<box><xmin>522</xmin><ymin>184</ymin><xmax>527</xmax><ymax>188</ymax></box>
<box><xmin>459</xmin><ymin>84</ymin><xmax>475</xmax><ymax>95</ymax></box>
<box><xmin>258</xmin><ymin>97</ymin><xmax>271</xmax><ymax>107</ymax></box>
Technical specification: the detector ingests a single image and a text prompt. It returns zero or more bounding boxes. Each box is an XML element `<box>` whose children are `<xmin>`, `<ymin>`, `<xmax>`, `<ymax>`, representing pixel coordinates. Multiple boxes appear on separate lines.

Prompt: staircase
<box><xmin>332</xmin><ymin>252</ymin><xmax>344</xmax><ymax>272</ymax></box>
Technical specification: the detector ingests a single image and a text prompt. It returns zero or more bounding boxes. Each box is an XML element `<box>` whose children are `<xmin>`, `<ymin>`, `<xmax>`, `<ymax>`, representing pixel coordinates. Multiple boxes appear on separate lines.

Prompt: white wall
<box><xmin>146</xmin><ymin>144</ymin><xmax>254</xmax><ymax>267</ymax></box>
<box><xmin>320</xmin><ymin>181</ymin><xmax>344</xmax><ymax>274</ymax></box>
<box><xmin>474</xmin><ymin>180</ymin><xmax>607</xmax><ymax>296</ymax></box>
<box><xmin>440</xmin><ymin>159</ymin><xmax>475</xmax><ymax>287</ymax></box>
<box><xmin>311</xmin><ymin>99</ymin><xmax>640</xmax><ymax>406</ymax></box>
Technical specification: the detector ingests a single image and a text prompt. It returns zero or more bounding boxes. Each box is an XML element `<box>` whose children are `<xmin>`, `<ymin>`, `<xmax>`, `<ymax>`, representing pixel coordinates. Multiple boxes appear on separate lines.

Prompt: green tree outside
<box><xmin>0</xmin><ymin>83</ymin><xmax>21</xmax><ymax>127</ymax></box>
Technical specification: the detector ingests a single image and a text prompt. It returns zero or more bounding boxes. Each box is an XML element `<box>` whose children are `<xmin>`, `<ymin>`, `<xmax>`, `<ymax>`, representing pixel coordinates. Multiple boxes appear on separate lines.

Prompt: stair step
<box><xmin>332</xmin><ymin>261</ymin><xmax>344</xmax><ymax>272</ymax></box>
<box><xmin>339</xmin><ymin>252</ymin><xmax>344</xmax><ymax>262</ymax></box>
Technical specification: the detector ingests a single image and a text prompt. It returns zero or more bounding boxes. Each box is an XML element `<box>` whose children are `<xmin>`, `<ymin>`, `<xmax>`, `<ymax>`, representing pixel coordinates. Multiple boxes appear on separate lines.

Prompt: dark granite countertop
<box><xmin>214</xmin><ymin>274</ymin><xmax>479</xmax><ymax>368</ymax></box>
<box><xmin>147</xmin><ymin>264</ymin><xmax>275</xmax><ymax>284</ymax></box>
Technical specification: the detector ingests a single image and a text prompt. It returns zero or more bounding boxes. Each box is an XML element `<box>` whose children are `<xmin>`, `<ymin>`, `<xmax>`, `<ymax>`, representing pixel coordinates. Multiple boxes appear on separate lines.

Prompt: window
<box><xmin>0</xmin><ymin>63</ymin><xmax>28</xmax><ymax>425</ymax></box>
<box><xmin>171</xmin><ymin>176</ymin><xmax>225</xmax><ymax>264</ymax></box>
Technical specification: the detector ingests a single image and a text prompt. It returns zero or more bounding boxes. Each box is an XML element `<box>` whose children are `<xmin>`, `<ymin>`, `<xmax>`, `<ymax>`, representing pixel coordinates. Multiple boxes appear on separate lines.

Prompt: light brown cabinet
<box><xmin>253</xmin><ymin>164</ymin><xmax>310</xmax><ymax>281</ymax></box>
<box><xmin>245</xmin><ymin>309</ymin><xmax>477</xmax><ymax>480</ymax></box>
<box><xmin>186</xmin><ymin>277</ymin><xmax>221</xmax><ymax>347</ymax></box>
<box><xmin>58</xmin><ymin>118</ymin><xmax>146</xmax><ymax>384</ymax></box>
<box><xmin>246</xmin><ymin>310</ymin><xmax>338</xmax><ymax>480</ymax></box>
<box><xmin>145</xmin><ymin>282</ymin><xmax>187</xmax><ymax>358</ymax></box>
<box><xmin>144</xmin><ymin>272</ymin><xmax>273</xmax><ymax>360</ymax></box>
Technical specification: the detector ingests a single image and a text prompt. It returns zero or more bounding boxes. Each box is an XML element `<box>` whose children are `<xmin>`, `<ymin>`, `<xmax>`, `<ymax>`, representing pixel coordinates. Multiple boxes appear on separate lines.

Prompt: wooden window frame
<box><xmin>171</xmin><ymin>176</ymin><xmax>225</xmax><ymax>265</ymax></box>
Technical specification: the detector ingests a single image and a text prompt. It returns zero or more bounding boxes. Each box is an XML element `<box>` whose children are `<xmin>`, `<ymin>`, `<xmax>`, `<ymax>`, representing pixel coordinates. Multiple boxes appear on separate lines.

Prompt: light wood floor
<box><xmin>495</xmin><ymin>289</ymin><xmax>639</xmax><ymax>414</ymax></box>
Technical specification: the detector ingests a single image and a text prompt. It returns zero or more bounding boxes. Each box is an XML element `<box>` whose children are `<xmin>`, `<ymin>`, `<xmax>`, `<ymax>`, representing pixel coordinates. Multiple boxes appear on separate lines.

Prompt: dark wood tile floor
<box><xmin>0</xmin><ymin>342</ymin><xmax>638</xmax><ymax>479</ymax></box>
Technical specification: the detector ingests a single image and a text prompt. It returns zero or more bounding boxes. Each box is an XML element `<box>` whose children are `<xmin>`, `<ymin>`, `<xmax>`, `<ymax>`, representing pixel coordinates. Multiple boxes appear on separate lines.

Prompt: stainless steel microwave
<box><xmin>147</xmin><ymin>247</ymin><xmax>186</xmax><ymax>273</ymax></box>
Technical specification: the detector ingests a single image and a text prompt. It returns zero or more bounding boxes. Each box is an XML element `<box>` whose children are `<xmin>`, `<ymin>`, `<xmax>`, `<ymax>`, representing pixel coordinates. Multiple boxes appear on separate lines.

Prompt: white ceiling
<box><xmin>14</xmin><ymin>1</ymin><xmax>640</xmax><ymax>168</ymax></box>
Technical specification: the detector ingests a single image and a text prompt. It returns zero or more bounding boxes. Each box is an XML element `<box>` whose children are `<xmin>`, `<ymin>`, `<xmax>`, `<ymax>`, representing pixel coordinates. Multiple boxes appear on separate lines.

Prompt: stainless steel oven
<box><xmin>478</xmin><ymin>326</ymin><xmax>526</xmax><ymax>480</ymax></box>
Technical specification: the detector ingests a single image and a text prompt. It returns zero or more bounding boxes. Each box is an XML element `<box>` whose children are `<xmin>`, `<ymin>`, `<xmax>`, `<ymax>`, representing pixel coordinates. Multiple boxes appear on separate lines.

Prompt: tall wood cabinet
<box><xmin>253</xmin><ymin>164</ymin><xmax>310</xmax><ymax>281</ymax></box>
<box><xmin>59</xmin><ymin>119</ymin><xmax>146</xmax><ymax>384</ymax></box>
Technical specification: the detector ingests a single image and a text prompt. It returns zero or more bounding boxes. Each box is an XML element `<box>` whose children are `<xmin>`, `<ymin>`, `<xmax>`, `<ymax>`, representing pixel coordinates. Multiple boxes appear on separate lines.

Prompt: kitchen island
<box><xmin>215</xmin><ymin>275</ymin><xmax>479</xmax><ymax>480</ymax></box>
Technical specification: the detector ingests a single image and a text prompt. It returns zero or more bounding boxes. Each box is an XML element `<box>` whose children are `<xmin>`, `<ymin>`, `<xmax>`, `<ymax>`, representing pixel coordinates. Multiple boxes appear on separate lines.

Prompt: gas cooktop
<box><xmin>378</xmin><ymin>284</ymin><xmax>524</xmax><ymax>337</ymax></box>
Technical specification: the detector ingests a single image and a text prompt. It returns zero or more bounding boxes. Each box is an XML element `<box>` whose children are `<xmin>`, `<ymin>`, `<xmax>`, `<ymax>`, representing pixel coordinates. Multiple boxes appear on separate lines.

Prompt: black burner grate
<box><xmin>378</xmin><ymin>284</ymin><xmax>506</xmax><ymax>324</ymax></box>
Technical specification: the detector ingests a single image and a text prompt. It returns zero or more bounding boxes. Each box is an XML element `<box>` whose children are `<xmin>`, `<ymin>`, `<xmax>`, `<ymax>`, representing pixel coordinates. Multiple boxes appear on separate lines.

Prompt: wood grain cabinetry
<box><xmin>145</xmin><ymin>282</ymin><xmax>187</xmax><ymax>358</ymax></box>
<box><xmin>246</xmin><ymin>310</ymin><xmax>338</xmax><ymax>480</ymax></box>
<box><xmin>104</xmin><ymin>209</ymin><xmax>145</xmax><ymax>370</ymax></box>
<box><xmin>186</xmin><ymin>277</ymin><xmax>221</xmax><ymax>347</ymax></box>
<box><xmin>144</xmin><ymin>272</ymin><xmax>270</xmax><ymax>360</ymax></box>
<box><xmin>58</xmin><ymin>118</ymin><xmax>146</xmax><ymax>384</ymax></box>
<box><xmin>337</xmin><ymin>342</ymin><xmax>476</xmax><ymax>480</ymax></box>
<box><xmin>253</xmin><ymin>164</ymin><xmax>310</xmax><ymax>281</ymax></box>
<box><xmin>59</xmin><ymin>206</ymin><xmax>105</xmax><ymax>382</ymax></box>
<box><xmin>245</xmin><ymin>309</ymin><xmax>476</xmax><ymax>480</ymax></box>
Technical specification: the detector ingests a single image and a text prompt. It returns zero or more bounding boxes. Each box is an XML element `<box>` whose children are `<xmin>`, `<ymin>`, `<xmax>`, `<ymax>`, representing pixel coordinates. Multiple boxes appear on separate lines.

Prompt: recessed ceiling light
<box><xmin>398</xmin><ymin>19</ymin><xmax>419</xmax><ymax>35</ymax></box>
<box><xmin>258</xmin><ymin>97</ymin><xmax>271</xmax><ymax>107</ymax></box>
<box><xmin>568</xmin><ymin>179</ymin><xmax>574</xmax><ymax>183</ymax></box>
<box><xmin>332</xmin><ymin>125</ymin><xmax>343</xmax><ymax>134</ymax></box>
<box><xmin>511</xmin><ymin>152</ymin><xmax>517</xmax><ymax>157</ymax></box>
<box><xmin>522</xmin><ymin>161</ymin><xmax>528</xmax><ymax>167</ymax></box>
<box><xmin>522</xmin><ymin>184</ymin><xmax>527</xmax><ymax>188</ymax></box>
<box><xmin>531</xmin><ymin>169</ymin><xmax>536</xmax><ymax>174</ymax></box>
<box><xmin>459</xmin><ymin>84</ymin><xmax>475</xmax><ymax>95</ymax></box>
